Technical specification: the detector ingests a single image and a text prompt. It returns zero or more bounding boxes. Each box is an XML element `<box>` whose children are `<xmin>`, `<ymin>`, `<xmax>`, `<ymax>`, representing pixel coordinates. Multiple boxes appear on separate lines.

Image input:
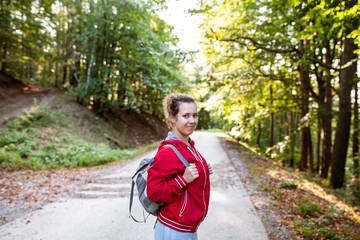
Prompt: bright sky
<box><xmin>159</xmin><ymin>0</ymin><xmax>202</xmax><ymax>52</ymax></box>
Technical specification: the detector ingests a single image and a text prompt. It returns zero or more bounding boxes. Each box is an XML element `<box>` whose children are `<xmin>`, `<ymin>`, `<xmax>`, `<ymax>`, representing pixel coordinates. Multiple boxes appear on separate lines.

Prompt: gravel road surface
<box><xmin>0</xmin><ymin>131</ymin><xmax>268</xmax><ymax>240</ymax></box>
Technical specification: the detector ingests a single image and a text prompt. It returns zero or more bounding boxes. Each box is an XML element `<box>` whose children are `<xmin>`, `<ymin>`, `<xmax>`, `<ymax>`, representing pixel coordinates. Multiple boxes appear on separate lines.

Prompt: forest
<box><xmin>193</xmin><ymin>0</ymin><xmax>360</xmax><ymax>191</ymax></box>
<box><xmin>0</xmin><ymin>0</ymin><xmax>359</xmax><ymax>195</ymax></box>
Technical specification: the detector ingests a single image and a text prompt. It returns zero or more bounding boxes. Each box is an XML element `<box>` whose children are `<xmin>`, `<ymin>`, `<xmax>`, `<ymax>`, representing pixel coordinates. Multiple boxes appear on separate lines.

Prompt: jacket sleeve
<box><xmin>147</xmin><ymin>146</ymin><xmax>188</xmax><ymax>202</ymax></box>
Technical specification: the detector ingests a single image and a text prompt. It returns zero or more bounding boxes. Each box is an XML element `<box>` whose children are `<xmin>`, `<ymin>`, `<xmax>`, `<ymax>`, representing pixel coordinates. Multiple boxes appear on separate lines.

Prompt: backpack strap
<box><xmin>129</xmin><ymin>144</ymin><xmax>189</xmax><ymax>223</ymax></box>
<box><xmin>129</xmin><ymin>179</ymin><xmax>151</xmax><ymax>223</ymax></box>
<box><xmin>163</xmin><ymin>144</ymin><xmax>190</xmax><ymax>167</ymax></box>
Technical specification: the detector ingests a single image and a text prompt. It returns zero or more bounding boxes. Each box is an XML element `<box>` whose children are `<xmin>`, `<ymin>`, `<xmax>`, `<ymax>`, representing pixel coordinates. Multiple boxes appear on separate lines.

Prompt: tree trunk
<box><xmin>316</xmin><ymin>119</ymin><xmax>321</xmax><ymax>173</ymax></box>
<box><xmin>269</xmin><ymin>85</ymin><xmax>275</xmax><ymax>148</ymax></box>
<box><xmin>289</xmin><ymin>112</ymin><xmax>298</xmax><ymax>167</ymax></box>
<box><xmin>330</xmin><ymin>35</ymin><xmax>358</xmax><ymax>188</ymax></box>
<box><xmin>86</xmin><ymin>43</ymin><xmax>94</xmax><ymax>90</ymax></box>
<box><xmin>308</xmin><ymin>127</ymin><xmax>314</xmax><ymax>174</ymax></box>
<box><xmin>321</xmin><ymin>44</ymin><xmax>333</xmax><ymax>179</ymax></box>
<box><xmin>48</xmin><ymin>60</ymin><xmax>52</xmax><ymax>85</ymax></box>
<box><xmin>256</xmin><ymin>123</ymin><xmax>261</xmax><ymax>146</ymax></box>
<box><xmin>42</xmin><ymin>62</ymin><xmax>47</xmax><ymax>85</ymax></box>
<box><xmin>0</xmin><ymin>0</ymin><xmax>10</xmax><ymax>73</ymax></box>
<box><xmin>1</xmin><ymin>42</ymin><xmax>7</xmax><ymax>74</ymax></box>
<box><xmin>353</xmin><ymin>80</ymin><xmax>359</xmax><ymax>178</ymax></box>
<box><xmin>55</xmin><ymin>61</ymin><xmax>59</xmax><ymax>87</ymax></box>
<box><xmin>86</xmin><ymin>0</ymin><xmax>95</xmax><ymax>92</ymax></box>
<box><xmin>62</xmin><ymin>63</ymin><xmax>67</xmax><ymax>86</ymax></box>
<box><xmin>55</xmin><ymin>21</ymin><xmax>61</xmax><ymax>88</ymax></box>
<box><xmin>299</xmin><ymin>64</ymin><xmax>310</xmax><ymax>171</ymax></box>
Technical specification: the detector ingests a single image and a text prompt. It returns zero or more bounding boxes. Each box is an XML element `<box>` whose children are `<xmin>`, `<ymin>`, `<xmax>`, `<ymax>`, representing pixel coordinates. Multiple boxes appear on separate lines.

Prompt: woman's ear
<box><xmin>169</xmin><ymin>114</ymin><xmax>177</xmax><ymax>124</ymax></box>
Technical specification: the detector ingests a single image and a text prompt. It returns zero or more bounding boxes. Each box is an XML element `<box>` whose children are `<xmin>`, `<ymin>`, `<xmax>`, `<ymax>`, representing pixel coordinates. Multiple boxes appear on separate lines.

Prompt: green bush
<box><xmin>0</xmin><ymin>148</ymin><xmax>22</xmax><ymax>165</ymax></box>
<box><xmin>298</xmin><ymin>202</ymin><xmax>322</xmax><ymax>217</ymax></box>
<box><xmin>279</xmin><ymin>180</ymin><xmax>298</xmax><ymax>189</ymax></box>
<box><xmin>0</xmin><ymin>104</ymin><xmax>140</xmax><ymax>170</ymax></box>
<box><xmin>297</xmin><ymin>197</ymin><xmax>322</xmax><ymax>217</ymax></box>
<box><xmin>5</xmin><ymin>105</ymin><xmax>67</xmax><ymax>131</ymax></box>
<box><xmin>0</xmin><ymin>130</ymin><xmax>28</xmax><ymax>146</ymax></box>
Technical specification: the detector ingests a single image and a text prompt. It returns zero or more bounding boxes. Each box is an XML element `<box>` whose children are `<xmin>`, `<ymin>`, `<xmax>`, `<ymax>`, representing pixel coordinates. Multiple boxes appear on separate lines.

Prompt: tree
<box><xmin>331</xmin><ymin>0</ymin><xmax>359</xmax><ymax>188</ymax></box>
<box><xmin>195</xmin><ymin>0</ymin><xmax>360</xmax><ymax>187</ymax></box>
<box><xmin>353</xmin><ymin>80</ymin><xmax>359</xmax><ymax>179</ymax></box>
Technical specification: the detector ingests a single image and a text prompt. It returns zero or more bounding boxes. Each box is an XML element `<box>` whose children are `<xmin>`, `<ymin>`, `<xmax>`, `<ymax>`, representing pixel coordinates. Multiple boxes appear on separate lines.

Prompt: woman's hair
<box><xmin>163</xmin><ymin>93</ymin><xmax>196</xmax><ymax>126</ymax></box>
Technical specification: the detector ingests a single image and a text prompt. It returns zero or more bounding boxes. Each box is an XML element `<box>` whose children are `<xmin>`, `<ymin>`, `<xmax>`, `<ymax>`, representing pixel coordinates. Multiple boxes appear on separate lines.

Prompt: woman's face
<box><xmin>170</xmin><ymin>102</ymin><xmax>198</xmax><ymax>138</ymax></box>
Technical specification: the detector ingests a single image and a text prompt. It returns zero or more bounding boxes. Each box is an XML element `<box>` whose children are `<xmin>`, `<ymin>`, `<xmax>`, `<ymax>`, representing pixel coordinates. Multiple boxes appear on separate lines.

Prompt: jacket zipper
<box><xmin>188</xmin><ymin>147</ymin><xmax>208</xmax><ymax>230</ymax></box>
<box><xmin>179</xmin><ymin>189</ymin><xmax>188</xmax><ymax>217</ymax></box>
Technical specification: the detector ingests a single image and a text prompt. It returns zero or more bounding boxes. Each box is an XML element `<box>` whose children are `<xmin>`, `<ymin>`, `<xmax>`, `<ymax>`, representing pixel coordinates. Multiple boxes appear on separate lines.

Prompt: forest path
<box><xmin>0</xmin><ymin>132</ymin><xmax>268</xmax><ymax>240</ymax></box>
<box><xmin>0</xmin><ymin>88</ymin><xmax>63</xmax><ymax>127</ymax></box>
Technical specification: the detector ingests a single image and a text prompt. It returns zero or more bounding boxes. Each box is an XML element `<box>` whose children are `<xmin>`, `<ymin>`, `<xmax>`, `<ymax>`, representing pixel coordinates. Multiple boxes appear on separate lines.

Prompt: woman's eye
<box><xmin>183</xmin><ymin>114</ymin><xmax>189</xmax><ymax>118</ymax></box>
<box><xmin>193</xmin><ymin>114</ymin><xmax>198</xmax><ymax>118</ymax></box>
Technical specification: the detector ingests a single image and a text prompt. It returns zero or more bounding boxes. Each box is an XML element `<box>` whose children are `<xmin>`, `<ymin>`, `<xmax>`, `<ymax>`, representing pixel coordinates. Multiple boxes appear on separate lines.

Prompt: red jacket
<box><xmin>147</xmin><ymin>138</ymin><xmax>210</xmax><ymax>233</ymax></box>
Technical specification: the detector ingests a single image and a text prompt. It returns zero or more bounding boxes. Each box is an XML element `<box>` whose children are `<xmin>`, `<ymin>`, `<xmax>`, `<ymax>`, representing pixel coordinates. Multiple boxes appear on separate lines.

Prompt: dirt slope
<box><xmin>0</xmin><ymin>73</ymin><xmax>168</xmax><ymax>147</ymax></box>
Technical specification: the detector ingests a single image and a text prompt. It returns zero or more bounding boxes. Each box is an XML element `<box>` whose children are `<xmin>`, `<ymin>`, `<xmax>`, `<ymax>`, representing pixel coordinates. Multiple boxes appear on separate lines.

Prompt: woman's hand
<box><xmin>208</xmin><ymin>163</ymin><xmax>213</xmax><ymax>175</ymax></box>
<box><xmin>183</xmin><ymin>163</ymin><xmax>199</xmax><ymax>183</ymax></box>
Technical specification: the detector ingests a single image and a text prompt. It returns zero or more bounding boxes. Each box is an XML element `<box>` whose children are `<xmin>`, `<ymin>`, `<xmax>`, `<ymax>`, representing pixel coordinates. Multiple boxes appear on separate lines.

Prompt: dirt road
<box><xmin>0</xmin><ymin>132</ymin><xmax>268</xmax><ymax>240</ymax></box>
<box><xmin>0</xmin><ymin>88</ymin><xmax>62</xmax><ymax>127</ymax></box>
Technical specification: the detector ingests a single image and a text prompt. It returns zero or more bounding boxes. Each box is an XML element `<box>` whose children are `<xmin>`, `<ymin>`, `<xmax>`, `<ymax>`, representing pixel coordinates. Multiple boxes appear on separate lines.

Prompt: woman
<box><xmin>147</xmin><ymin>93</ymin><xmax>212</xmax><ymax>240</ymax></box>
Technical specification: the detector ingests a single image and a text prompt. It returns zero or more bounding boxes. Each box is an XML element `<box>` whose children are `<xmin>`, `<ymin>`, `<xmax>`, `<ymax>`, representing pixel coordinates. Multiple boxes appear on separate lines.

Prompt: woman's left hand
<box><xmin>207</xmin><ymin>163</ymin><xmax>213</xmax><ymax>175</ymax></box>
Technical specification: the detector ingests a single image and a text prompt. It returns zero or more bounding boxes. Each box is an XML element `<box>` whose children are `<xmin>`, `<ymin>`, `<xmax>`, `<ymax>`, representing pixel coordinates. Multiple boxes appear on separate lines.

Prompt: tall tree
<box><xmin>331</xmin><ymin>0</ymin><xmax>359</xmax><ymax>188</ymax></box>
<box><xmin>195</xmin><ymin>0</ymin><xmax>360</xmax><ymax>184</ymax></box>
<box><xmin>321</xmin><ymin>43</ymin><xmax>333</xmax><ymax>178</ymax></box>
<box><xmin>353</xmin><ymin>80</ymin><xmax>359</xmax><ymax>179</ymax></box>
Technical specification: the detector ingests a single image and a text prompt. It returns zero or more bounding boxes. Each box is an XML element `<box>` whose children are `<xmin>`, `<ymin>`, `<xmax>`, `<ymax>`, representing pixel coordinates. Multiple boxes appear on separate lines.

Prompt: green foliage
<box><xmin>269</xmin><ymin>200</ymin><xmax>281</xmax><ymax>207</ymax></box>
<box><xmin>297</xmin><ymin>197</ymin><xmax>322</xmax><ymax>217</ymax></box>
<box><xmin>294</xmin><ymin>219</ymin><xmax>341</xmax><ymax>240</ymax></box>
<box><xmin>198</xmin><ymin>108</ymin><xmax>211</xmax><ymax>129</ymax></box>
<box><xmin>2</xmin><ymin>0</ymin><xmax>185</xmax><ymax>118</ymax></box>
<box><xmin>278</xmin><ymin>180</ymin><xmax>298</xmax><ymax>189</ymax></box>
<box><xmin>263</xmin><ymin>183</ymin><xmax>271</xmax><ymax>191</ymax></box>
<box><xmin>274</xmin><ymin>189</ymin><xmax>284</xmax><ymax>199</ymax></box>
<box><xmin>193</xmin><ymin>0</ymin><xmax>360</xmax><ymax>188</ymax></box>
<box><xmin>294</xmin><ymin>217</ymin><xmax>356</xmax><ymax>240</ymax></box>
<box><xmin>5</xmin><ymin>104</ymin><xmax>66</xmax><ymax>131</ymax></box>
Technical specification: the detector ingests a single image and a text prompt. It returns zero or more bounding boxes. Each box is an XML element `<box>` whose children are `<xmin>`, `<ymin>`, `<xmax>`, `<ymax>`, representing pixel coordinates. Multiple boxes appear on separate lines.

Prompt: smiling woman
<box><xmin>169</xmin><ymin>101</ymin><xmax>198</xmax><ymax>144</ymax></box>
<box><xmin>147</xmin><ymin>92</ymin><xmax>213</xmax><ymax>240</ymax></box>
<box><xmin>164</xmin><ymin>93</ymin><xmax>199</xmax><ymax>144</ymax></box>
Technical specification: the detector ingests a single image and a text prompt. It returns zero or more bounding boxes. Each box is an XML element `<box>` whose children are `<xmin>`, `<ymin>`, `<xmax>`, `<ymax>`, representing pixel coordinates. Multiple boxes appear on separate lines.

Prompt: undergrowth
<box><xmin>223</xmin><ymin>135</ymin><xmax>360</xmax><ymax>240</ymax></box>
<box><xmin>0</xmin><ymin>104</ymin><xmax>158</xmax><ymax>170</ymax></box>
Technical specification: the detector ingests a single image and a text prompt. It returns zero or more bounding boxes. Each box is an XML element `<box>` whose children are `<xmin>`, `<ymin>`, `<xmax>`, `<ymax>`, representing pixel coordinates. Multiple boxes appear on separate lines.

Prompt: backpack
<box><xmin>129</xmin><ymin>144</ymin><xmax>189</xmax><ymax>223</ymax></box>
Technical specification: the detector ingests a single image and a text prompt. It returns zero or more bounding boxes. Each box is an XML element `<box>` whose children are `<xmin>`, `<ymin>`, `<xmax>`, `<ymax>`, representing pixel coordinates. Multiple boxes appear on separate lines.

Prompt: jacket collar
<box><xmin>163</xmin><ymin>131</ymin><xmax>195</xmax><ymax>148</ymax></box>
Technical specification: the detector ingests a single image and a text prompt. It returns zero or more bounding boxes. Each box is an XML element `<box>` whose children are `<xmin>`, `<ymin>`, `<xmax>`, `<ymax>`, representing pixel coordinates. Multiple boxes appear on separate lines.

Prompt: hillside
<box><xmin>0</xmin><ymin>73</ymin><xmax>169</xmax><ymax>150</ymax></box>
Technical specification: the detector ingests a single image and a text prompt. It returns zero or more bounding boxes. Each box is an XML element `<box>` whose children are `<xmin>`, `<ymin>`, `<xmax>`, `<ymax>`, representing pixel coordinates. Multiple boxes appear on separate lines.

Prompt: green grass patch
<box><xmin>294</xmin><ymin>218</ymin><xmax>355</xmax><ymax>240</ymax></box>
<box><xmin>0</xmin><ymin>105</ymin><xmax>158</xmax><ymax>170</ymax></box>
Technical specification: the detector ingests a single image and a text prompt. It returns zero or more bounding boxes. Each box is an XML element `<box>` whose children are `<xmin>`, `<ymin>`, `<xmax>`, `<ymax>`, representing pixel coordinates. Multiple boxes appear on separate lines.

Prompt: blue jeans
<box><xmin>154</xmin><ymin>221</ymin><xmax>198</xmax><ymax>240</ymax></box>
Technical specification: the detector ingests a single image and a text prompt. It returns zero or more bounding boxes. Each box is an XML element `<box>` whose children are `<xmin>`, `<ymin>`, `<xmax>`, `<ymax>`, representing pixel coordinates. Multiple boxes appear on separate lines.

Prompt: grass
<box><xmin>0</xmin><ymin>103</ymin><xmax>159</xmax><ymax>170</ymax></box>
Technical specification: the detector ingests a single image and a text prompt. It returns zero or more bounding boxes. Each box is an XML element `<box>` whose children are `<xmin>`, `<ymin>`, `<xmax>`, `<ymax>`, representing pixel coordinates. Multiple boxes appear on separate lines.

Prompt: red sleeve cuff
<box><xmin>174</xmin><ymin>175</ymin><xmax>188</xmax><ymax>189</ymax></box>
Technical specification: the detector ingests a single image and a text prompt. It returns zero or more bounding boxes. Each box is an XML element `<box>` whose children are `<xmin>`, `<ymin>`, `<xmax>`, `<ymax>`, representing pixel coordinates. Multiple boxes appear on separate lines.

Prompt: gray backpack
<box><xmin>129</xmin><ymin>144</ymin><xmax>189</xmax><ymax>223</ymax></box>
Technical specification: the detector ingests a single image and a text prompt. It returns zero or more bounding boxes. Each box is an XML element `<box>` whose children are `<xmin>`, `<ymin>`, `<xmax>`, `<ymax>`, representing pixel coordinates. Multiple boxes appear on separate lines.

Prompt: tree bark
<box><xmin>308</xmin><ymin>127</ymin><xmax>314</xmax><ymax>174</ymax></box>
<box><xmin>256</xmin><ymin>123</ymin><xmax>261</xmax><ymax>146</ymax></box>
<box><xmin>353</xmin><ymin>81</ymin><xmax>359</xmax><ymax>178</ymax></box>
<box><xmin>299</xmin><ymin>63</ymin><xmax>310</xmax><ymax>171</ymax></box>
<box><xmin>62</xmin><ymin>64</ymin><xmax>67</xmax><ymax>86</ymax></box>
<box><xmin>269</xmin><ymin>85</ymin><xmax>275</xmax><ymax>148</ymax></box>
<box><xmin>316</xmin><ymin>119</ymin><xmax>321</xmax><ymax>173</ymax></box>
<box><xmin>55</xmin><ymin>61</ymin><xmax>59</xmax><ymax>88</ymax></box>
<box><xmin>330</xmin><ymin>35</ymin><xmax>358</xmax><ymax>188</ymax></box>
<box><xmin>0</xmin><ymin>0</ymin><xmax>10</xmax><ymax>73</ymax></box>
<box><xmin>1</xmin><ymin>42</ymin><xmax>7</xmax><ymax>74</ymax></box>
<box><xmin>321</xmin><ymin>44</ymin><xmax>333</xmax><ymax>178</ymax></box>
<box><xmin>48</xmin><ymin>60</ymin><xmax>52</xmax><ymax>85</ymax></box>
